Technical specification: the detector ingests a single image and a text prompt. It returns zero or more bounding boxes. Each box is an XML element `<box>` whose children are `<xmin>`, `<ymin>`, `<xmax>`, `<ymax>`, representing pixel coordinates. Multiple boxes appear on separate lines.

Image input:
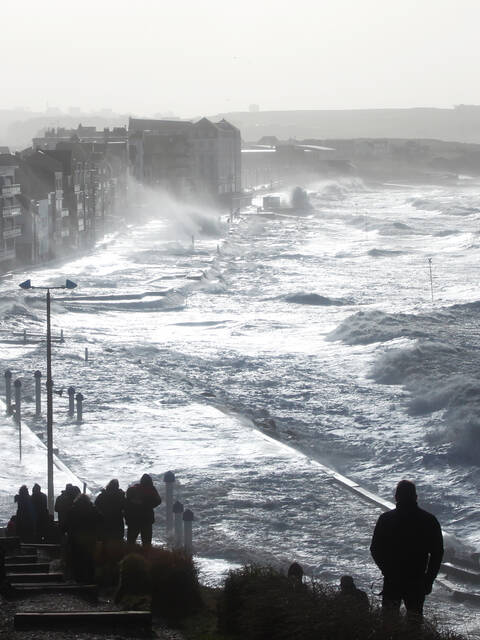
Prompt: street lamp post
<box><xmin>19</xmin><ymin>278</ymin><xmax>77</xmax><ymax>514</ymax></box>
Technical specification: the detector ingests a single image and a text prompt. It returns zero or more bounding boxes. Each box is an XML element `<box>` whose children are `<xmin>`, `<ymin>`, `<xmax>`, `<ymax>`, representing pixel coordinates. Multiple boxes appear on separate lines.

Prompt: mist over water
<box><xmin>1</xmin><ymin>178</ymin><xmax>479</xmax><ymax>635</ymax></box>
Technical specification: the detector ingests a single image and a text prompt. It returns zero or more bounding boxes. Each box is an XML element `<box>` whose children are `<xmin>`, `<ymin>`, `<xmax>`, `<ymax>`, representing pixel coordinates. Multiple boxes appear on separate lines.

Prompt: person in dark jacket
<box><xmin>31</xmin><ymin>484</ymin><xmax>49</xmax><ymax>542</ymax></box>
<box><xmin>14</xmin><ymin>485</ymin><xmax>35</xmax><ymax>542</ymax></box>
<box><xmin>338</xmin><ymin>575</ymin><xmax>370</xmax><ymax>613</ymax></box>
<box><xmin>64</xmin><ymin>494</ymin><xmax>102</xmax><ymax>583</ymax></box>
<box><xmin>125</xmin><ymin>474</ymin><xmax>161</xmax><ymax>546</ymax></box>
<box><xmin>95</xmin><ymin>479</ymin><xmax>126</xmax><ymax>542</ymax></box>
<box><xmin>370</xmin><ymin>480</ymin><xmax>444</xmax><ymax>620</ymax></box>
<box><xmin>55</xmin><ymin>484</ymin><xmax>80</xmax><ymax>531</ymax></box>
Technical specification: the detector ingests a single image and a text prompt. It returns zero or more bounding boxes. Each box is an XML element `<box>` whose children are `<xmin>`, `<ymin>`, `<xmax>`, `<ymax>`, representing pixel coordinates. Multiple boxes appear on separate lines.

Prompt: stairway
<box><xmin>2</xmin><ymin>537</ymin><xmax>152</xmax><ymax>633</ymax></box>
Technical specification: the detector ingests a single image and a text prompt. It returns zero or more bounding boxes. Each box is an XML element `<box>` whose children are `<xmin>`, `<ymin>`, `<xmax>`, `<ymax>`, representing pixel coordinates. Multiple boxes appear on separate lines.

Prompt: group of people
<box><xmin>9</xmin><ymin>474</ymin><xmax>161</xmax><ymax>583</ymax></box>
<box><xmin>288</xmin><ymin>480</ymin><xmax>443</xmax><ymax>624</ymax></box>
<box><xmin>7</xmin><ymin>483</ymin><xmax>52</xmax><ymax>543</ymax></box>
<box><xmin>7</xmin><ymin>475</ymin><xmax>443</xmax><ymax>622</ymax></box>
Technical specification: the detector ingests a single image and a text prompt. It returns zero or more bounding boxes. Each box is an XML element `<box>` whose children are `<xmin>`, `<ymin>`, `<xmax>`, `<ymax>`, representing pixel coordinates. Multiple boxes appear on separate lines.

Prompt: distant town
<box><xmin>2</xmin><ymin>106</ymin><xmax>480</xmax><ymax>272</ymax></box>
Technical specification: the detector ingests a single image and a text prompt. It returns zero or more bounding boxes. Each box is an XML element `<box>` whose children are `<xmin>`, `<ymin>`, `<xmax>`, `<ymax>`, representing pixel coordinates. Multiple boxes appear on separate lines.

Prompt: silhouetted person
<box><xmin>287</xmin><ymin>561</ymin><xmax>304</xmax><ymax>586</ymax></box>
<box><xmin>55</xmin><ymin>484</ymin><xmax>80</xmax><ymax>531</ymax></box>
<box><xmin>125</xmin><ymin>474</ymin><xmax>161</xmax><ymax>546</ymax></box>
<box><xmin>338</xmin><ymin>575</ymin><xmax>369</xmax><ymax>613</ymax></box>
<box><xmin>370</xmin><ymin>480</ymin><xmax>444</xmax><ymax>621</ymax></box>
<box><xmin>64</xmin><ymin>494</ymin><xmax>102</xmax><ymax>583</ymax></box>
<box><xmin>31</xmin><ymin>484</ymin><xmax>49</xmax><ymax>542</ymax></box>
<box><xmin>95</xmin><ymin>479</ymin><xmax>126</xmax><ymax>542</ymax></box>
<box><xmin>14</xmin><ymin>485</ymin><xmax>35</xmax><ymax>542</ymax></box>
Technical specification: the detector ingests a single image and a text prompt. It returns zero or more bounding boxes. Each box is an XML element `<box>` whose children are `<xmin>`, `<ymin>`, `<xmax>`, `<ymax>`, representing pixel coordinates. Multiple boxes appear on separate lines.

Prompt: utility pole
<box><xmin>19</xmin><ymin>278</ymin><xmax>78</xmax><ymax>513</ymax></box>
<box><xmin>428</xmin><ymin>257</ymin><xmax>434</xmax><ymax>303</ymax></box>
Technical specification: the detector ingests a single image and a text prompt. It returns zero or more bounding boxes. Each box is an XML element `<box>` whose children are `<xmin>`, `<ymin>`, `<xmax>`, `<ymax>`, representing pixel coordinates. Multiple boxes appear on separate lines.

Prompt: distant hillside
<box><xmin>212</xmin><ymin>106</ymin><xmax>480</xmax><ymax>144</ymax></box>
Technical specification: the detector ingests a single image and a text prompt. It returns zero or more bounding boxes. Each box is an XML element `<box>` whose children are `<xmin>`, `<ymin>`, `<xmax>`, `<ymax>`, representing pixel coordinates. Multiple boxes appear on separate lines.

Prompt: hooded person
<box><xmin>125</xmin><ymin>474</ymin><xmax>161</xmax><ymax>546</ymax></box>
<box><xmin>370</xmin><ymin>480</ymin><xmax>444</xmax><ymax>621</ymax></box>
<box><xmin>95</xmin><ymin>479</ymin><xmax>126</xmax><ymax>542</ymax></box>
<box><xmin>14</xmin><ymin>485</ymin><xmax>35</xmax><ymax>543</ymax></box>
<box><xmin>338</xmin><ymin>575</ymin><xmax>369</xmax><ymax>613</ymax></box>
<box><xmin>31</xmin><ymin>483</ymin><xmax>49</xmax><ymax>542</ymax></box>
<box><xmin>54</xmin><ymin>484</ymin><xmax>80</xmax><ymax>531</ymax></box>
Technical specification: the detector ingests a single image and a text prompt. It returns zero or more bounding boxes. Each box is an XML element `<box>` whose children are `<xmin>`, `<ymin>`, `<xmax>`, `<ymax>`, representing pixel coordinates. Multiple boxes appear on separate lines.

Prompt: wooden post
<box><xmin>163</xmin><ymin>471</ymin><xmax>175</xmax><ymax>539</ymax></box>
<box><xmin>85</xmin><ymin>347</ymin><xmax>89</xmax><ymax>362</ymax></box>
<box><xmin>34</xmin><ymin>370</ymin><xmax>42</xmax><ymax>418</ymax></box>
<box><xmin>4</xmin><ymin>370</ymin><xmax>12</xmax><ymax>415</ymax></box>
<box><xmin>183</xmin><ymin>509</ymin><xmax>194</xmax><ymax>555</ymax></box>
<box><xmin>75</xmin><ymin>392</ymin><xmax>83</xmax><ymax>423</ymax></box>
<box><xmin>173</xmin><ymin>501</ymin><xmax>184</xmax><ymax>549</ymax></box>
<box><xmin>14</xmin><ymin>379</ymin><xmax>22</xmax><ymax>461</ymax></box>
<box><xmin>60</xmin><ymin>329</ymin><xmax>64</xmax><ymax>343</ymax></box>
<box><xmin>23</xmin><ymin>329</ymin><xmax>27</xmax><ymax>344</ymax></box>
<box><xmin>67</xmin><ymin>387</ymin><xmax>75</xmax><ymax>417</ymax></box>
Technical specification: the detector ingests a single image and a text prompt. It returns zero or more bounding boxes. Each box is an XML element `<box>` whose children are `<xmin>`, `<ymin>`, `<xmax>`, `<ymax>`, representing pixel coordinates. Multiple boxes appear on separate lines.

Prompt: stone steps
<box><xmin>11</xmin><ymin>583</ymin><xmax>97</xmax><ymax>600</ymax></box>
<box><xmin>7</xmin><ymin>571</ymin><xmax>64</xmax><ymax>583</ymax></box>
<box><xmin>5</xmin><ymin>562</ymin><xmax>50</xmax><ymax>573</ymax></box>
<box><xmin>5</xmin><ymin>554</ymin><xmax>38</xmax><ymax>563</ymax></box>
<box><xmin>14</xmin><ymin>610</ymin><xmax>152</xmax><ymax>631</ymax></box>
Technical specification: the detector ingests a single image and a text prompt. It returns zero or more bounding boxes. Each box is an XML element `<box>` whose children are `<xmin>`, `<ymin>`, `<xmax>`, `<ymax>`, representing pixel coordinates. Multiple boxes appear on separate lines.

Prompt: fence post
<box><xmin>60</xmin><ymin>329</ymin><xmax>64</xmax><ymax>343</ymax></box>
<box><xmin>163</xmin><ymin>471</ymin><xmax>175</xmax><ymax>539</ymax></box>
<box><xmin>14</xmin><ymin>378</ymin><xmax>22</xmax><ymax>461</ymax></box>
<box><xmin>76</xmin><ymin>392</ymin><xmax>84</xmax><ymax>423</ymax></box>
<box><xmin>23</xmin><ymin>329</ymin><xmax>27</xmax><ymax>344</ymax></box>
<box><xmin>34</xmin><ymin>370</ymin><xmax>42</xmax><ymax>418</ymax></box>
<box><xmin>183</xmin><ymin>509</ymin><xmax>194</xmax><ymax>555</ymax></box>
<box><xmin>4</xmin><ymin>369</ymin><xmax>12</xmax><ymax>415</ymax></box>
<box><xmin>173</xmin><ymin>501</ymin><xmax>184</xmax><ymax>549</ymax></box>
<box><xmin>68</xmin><ymin>386</ymin><xmax>75</xmax><ymax>417</ymax></box>
<box><xmin>84</xmin><ymin>348</ymin><xmax>89</xmax><ymax>362</ymax></box>
<box><xmin>83</xmin><ymin>482</ymin><xmax>87</xmax><ymax>494</ymax></box>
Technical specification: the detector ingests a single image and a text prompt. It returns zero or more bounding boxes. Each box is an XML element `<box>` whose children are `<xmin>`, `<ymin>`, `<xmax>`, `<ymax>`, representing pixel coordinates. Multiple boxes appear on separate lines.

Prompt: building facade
<box><xmin>128</xmin><ymin>116</ymin><xmax>242</xmax><ymax>209</ymax></box>
<box><xmin>0</xmin><ymin>155</ymin><xmax>23</xmax><ymax>266</ymax></box>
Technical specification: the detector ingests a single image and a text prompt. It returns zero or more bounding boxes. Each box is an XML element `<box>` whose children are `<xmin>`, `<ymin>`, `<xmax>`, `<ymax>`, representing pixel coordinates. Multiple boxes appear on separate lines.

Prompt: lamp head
<box><xmin>65</xmin><ymin>279</ymin><xmax>77</xmax><ymax>289</ymax></box>
<box><xmin>19</xmin><ymin>279</ymin><xmax>31</xmax><ymax>290</ymax></box>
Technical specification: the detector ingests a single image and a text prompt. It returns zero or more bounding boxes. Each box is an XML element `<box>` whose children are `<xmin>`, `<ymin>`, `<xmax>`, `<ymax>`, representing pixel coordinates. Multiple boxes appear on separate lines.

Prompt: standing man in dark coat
<box><xmin>95</xmin><ymin>479</ymin><xmax>126</xmax><ymax>543</ymax></box>
<box><xmin>370</xmin><ymin>480</ymin><xmax>444</xmax><ymax>620</ymax></box>
<box><xmin>14</xmin><ymin>485</ymin><xmax>35</xmax><ymax>543</ymax></box>
<box><xmin>31</xmin><ymin>484</ymin><xmax>49</xmax><ymax>542</ymax></box>
<box><xmin>125</xmin><ymin>474</ymin><xmax>161</xmax><ymax>546</ymax></box>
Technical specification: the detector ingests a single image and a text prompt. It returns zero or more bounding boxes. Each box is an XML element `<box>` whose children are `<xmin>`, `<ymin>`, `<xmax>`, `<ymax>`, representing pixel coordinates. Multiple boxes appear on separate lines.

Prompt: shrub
<box><xmin>217</xmin><ymin>565</ymin><xmax>466</xmax><ymax>640</ymax></box>
<box><xmin>146</xmin><ymin>547</ymin><xmax>202</xmax><ymax>622</ymax></box>
<box><xmin>94</xmin><ymin>543</ymin><xmax>202</xmax><ymax>622</ymax></box>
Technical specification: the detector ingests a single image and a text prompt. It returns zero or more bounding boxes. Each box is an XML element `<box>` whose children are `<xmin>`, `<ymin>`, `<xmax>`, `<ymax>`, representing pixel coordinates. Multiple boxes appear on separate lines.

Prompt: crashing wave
<box><xmin>284</xmin><ymin>293</ymin><xmax>350</xmax><ymax>306</ymax></box>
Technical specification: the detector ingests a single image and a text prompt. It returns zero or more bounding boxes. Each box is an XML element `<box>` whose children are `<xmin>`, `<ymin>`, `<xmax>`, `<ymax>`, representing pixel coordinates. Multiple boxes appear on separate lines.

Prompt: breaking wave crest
<box><xmin>326</xmin><ymin>309</ymin><xmax>431</xmax><ymax>345</ymax></box>
<box><xmin>283</xmin><ymin>292</ymin><xmax>351</xmax><ymax>306</ymax></box>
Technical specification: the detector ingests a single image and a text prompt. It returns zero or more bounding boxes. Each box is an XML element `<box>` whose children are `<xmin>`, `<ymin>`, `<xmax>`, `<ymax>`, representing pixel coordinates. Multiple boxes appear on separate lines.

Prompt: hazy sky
<box><xmin>1</xmin><ymin>0</ymin><xmax>479</xmax><ymax>117</ymax></box>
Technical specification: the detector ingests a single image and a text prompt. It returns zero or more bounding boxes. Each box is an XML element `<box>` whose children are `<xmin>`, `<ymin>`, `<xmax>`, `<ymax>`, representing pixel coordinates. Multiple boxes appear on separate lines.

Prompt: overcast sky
<box><xmin>1</xmin><ymin>0</ymin><xmax>479</xmax><ymax>117</ymax></box>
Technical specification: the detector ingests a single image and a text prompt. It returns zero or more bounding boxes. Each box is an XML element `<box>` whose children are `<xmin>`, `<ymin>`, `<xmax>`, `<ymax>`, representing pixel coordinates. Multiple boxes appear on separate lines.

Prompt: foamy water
<box><xmin>0</xmin><ymin>179</ymin><xmax>479</xmax><ymax>635</ymax></box>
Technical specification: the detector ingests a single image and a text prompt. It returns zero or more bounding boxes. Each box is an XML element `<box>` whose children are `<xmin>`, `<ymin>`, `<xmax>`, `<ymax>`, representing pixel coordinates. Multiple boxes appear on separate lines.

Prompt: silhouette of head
<box><xmin>140</xmin><ymin>474</ymin><xmax>153</xmax><ymax>487</ymax></box>
<box><xmin>32</xmin><ymin>483</ymin><xmax>41</xmax><ymax>494</ymax></box>
<box><xmin>395</xmin><ymin>480</ymin><xmax>417</xmax><ymax>505</ymax></box>
<box><xmin>74</xmin><ymin>493</ymin><xmax>91</xmax><ymax>506</ymax></box>
<box><xmin>340</xmin><ymin>575</ymin><xmax>355</xmax><ymax>592</ymax></box>
<box><xmin>107</xmin><ymin>479</ymin><xmax>119</xmax><ymax>491</ymax></box>
<box><xmin>18</xmin><ymin>485</ymin><xmax>29</xmax><ymax>498</ymax></box>
<box><xmin>287</xmin><ymin>562</ymin><xmax>304</xmax><ymax>583</ymax></box>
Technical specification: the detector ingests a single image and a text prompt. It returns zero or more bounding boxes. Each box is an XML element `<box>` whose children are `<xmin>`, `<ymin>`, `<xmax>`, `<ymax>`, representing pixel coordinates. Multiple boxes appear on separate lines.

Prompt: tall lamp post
<box><xmin>19</xmin><ymin>278</ymin><xmax>77</xmax><ymax>514</ymax></box>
